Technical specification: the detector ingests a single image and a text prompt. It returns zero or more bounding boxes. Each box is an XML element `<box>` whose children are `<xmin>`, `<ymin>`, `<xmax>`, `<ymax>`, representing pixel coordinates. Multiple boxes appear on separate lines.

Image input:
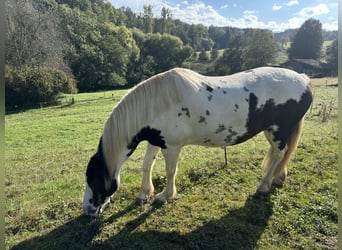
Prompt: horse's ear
<box><xmin>106</xmin><ymin>179</ymin><xmax>118</xmax><ymax>196</ymax></box>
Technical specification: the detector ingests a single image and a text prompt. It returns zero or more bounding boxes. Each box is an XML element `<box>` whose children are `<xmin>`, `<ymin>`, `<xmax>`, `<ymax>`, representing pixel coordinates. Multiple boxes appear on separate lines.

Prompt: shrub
<box><xmin>198</xmin><ymin>50</ymin><xmax>209</xmax><ymax>61</ymax></box>
<box><xmin>5</xmin><ymin>65</ymin><xmax>77</xmax><ymax>108</ymax></box>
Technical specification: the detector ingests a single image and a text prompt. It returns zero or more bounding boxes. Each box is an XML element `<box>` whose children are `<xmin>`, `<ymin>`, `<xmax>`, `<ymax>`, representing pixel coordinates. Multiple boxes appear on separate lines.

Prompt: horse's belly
<box><xmin>153</xmin><ymin>101</ymin><xmax>249</xmax><ymax>147</ymax></box>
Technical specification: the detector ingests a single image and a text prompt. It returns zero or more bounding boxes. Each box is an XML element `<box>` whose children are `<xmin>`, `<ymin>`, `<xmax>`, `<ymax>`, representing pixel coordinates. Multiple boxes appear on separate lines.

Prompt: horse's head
<box><xmin>82</xmin><ymin>150</ymin><xmax>119</xmax><ymax>216</ymax></box>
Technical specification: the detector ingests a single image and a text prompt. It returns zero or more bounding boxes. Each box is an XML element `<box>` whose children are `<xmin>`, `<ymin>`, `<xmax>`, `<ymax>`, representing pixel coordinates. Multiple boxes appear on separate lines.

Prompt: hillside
<box><xmin>5</xmin><ymin>0</ymin><xmax>338</xmax><ymax>115</ymax></box>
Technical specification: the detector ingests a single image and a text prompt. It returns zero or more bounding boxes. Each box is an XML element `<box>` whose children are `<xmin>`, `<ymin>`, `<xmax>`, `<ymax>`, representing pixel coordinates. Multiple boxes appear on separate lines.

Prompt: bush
<box><xmin>5</xmin><ymin>65</ymin><xmax>77</xmax><ymax>108</ymax></box>
<box><xmin>198</xmin><ymin>50</ymin><xmax>209</xmax><ymax>61</ymax></box>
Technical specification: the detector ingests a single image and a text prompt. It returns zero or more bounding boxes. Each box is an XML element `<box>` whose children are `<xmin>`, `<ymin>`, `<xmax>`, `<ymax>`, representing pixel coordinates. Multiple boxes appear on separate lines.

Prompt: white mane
<box><xmin>101</xmin><ymin>68</ymin><xmax>202</xmax><ymax>170</ymax></box>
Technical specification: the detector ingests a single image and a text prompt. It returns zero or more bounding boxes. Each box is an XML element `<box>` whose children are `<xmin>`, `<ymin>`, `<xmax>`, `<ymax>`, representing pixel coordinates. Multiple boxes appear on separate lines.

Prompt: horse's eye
<box><xmin>89</xmin><ymin>198</ymin><xmax>93</xmax><ymax>204</ymax></box>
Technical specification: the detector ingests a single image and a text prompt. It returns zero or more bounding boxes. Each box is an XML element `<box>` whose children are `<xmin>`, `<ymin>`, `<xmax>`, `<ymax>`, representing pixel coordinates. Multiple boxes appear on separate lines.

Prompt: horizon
<box><xmin>109</xmin><ymin>0</ymin><xmax>338</xmax><ymax>33</ymax></box>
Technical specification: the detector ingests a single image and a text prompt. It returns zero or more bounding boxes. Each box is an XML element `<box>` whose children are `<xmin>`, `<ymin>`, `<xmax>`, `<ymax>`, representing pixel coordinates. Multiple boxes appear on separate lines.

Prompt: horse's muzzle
<box><xmin>83</xmin><ymin>205</ymin><xmax>101</xmax><ymax>216</ymax></box>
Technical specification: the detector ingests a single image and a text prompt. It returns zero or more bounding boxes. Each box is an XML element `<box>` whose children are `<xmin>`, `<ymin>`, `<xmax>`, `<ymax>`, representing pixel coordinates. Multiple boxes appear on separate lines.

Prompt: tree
<box><xmin>211</xmin><ymin>49</ymin><xmax>219</xmax><ymax>60</ymax></box>
<box><xmin>59</xmin><ymin>6</ymin><xmax>139</xmax><ymax>91</ymax></box>
<box><xmin>188</xmin><ymin>24</ymin><xmax>208</xmax><ymax>51</ymax></box>
<box><xmin>5</xmin><ymin>65</ymin><xmax>76</xmax><ymax>108</ymax></box>
<box><xmin>143</xmin><ymin>5</ymin><xmax>153</xmax><ymax>33</ymax></box>
<box><xmin>140</xmin><ymin>33</ymin><xmax>192</xmax><ymax>76</ymax></box>
<box><xmin>214</xmin><ymin>34</ymin><xmax>245</xmax><ymax>75</ymax></box>
<box><xmin>6</xmin><ymin>0</ymin><xmax>69</xmax><ymax>70</ymax></box>
<box><xmin>160</xmin><ymin>7</ymin><xmax>172</xmax><ymax>34</ymax></box>
<box><xmin>198</xmin><ymin>50</ymin><xmax>209</xmax><ymax>61</ymax></box>
<box><xmin>208</xmin><ymin>26</ymin><xmax>234</xmax><ymax>49</ymax></box>
<box><xmin>243</xmin><ymin>29</ymin><xmax>277</xmax><ymax>69</ymax></box>
<box><xmin>325</xmin><ymin>39</ymin><xmax>338</xmax><ymax>76</ymax></box>
<box><xmin>288</xmin><ymin>18</ymin><xmax>323</xmax><ymax>59</ymax></box>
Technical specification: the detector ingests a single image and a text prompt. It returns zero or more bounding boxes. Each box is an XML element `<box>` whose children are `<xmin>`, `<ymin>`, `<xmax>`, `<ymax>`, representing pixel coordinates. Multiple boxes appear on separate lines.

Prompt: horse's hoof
<box><xmin>272</xmin><ymin>179</ymin><xmax>284</xmax><ymax>188</ymax></box>
<box><xmin>152</xmin><ymin>198</ymin><xmax>167</xmax><ymax>206</ymax></box>
<box><xmin>135</xmin><ymin>198</ymin><xmax>149</xmax><ymax>206</ymax></box>
<box><xmin>257</xmin><ymin>184</ymin><xmax>270</xmax><ymax>195</ymax></box>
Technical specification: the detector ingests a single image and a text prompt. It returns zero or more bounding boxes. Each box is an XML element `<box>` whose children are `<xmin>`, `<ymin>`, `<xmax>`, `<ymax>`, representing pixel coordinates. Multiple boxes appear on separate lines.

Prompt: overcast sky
<box><xmin>109</xmin><ymin>0</ymin><xmax>338</xmax><ymax>32</ymax></box>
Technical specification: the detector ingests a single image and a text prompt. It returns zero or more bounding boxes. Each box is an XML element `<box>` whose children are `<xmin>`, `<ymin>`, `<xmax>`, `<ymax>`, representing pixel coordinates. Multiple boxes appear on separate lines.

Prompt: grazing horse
<box><xmin>82</xmin><ymin>67</ymin><xmax>312</xmax><ymax>216</ymax></box>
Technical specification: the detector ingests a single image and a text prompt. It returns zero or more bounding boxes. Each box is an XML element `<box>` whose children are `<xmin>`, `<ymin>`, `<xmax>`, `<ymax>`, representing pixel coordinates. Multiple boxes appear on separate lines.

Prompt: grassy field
<box><xmin>5</xmin><ymin>77</ymin><xmax>338</xmax><ymax>249</ymax></box>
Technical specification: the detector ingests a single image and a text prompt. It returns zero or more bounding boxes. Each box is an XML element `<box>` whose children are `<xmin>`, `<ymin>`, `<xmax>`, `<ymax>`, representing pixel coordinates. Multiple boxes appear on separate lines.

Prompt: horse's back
<box><xmin>180</xmin><ymin>67</ymin><xmax>311</xmax><ymax>113</ymax></box>
<box><xmin>169</xmin><ymin>67</ymin><xmax>310</xmax><ymax>103</ymax></box>
<box><xmin>154</xmin><ymin>67</ymin><xmax>312</xmax><ymax>147</ymax></box>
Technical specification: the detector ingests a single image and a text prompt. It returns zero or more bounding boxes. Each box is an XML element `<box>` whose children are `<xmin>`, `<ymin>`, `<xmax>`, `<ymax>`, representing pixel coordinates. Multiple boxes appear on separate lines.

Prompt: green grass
<box><xmin>5</xmin><ymin>78</ymin><xmax>337</xmax><ymax>249</ymax></box>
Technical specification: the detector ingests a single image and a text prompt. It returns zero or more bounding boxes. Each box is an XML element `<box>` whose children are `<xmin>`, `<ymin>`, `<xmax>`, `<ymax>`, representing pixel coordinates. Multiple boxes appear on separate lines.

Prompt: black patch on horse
<box><xmin>208</xmin><ymin>95</ymin><xmax>213</xmax><ymax>101</ymax></box>
<box><xmin>216</xmin><ymin>124</ymin><xmax>226</xmax><ymax>134</ymax></box>
<box><xmin>86</xmin><ymin>138</ymin><xmax>118</xmax><ymax>206</ymax></box>
<box><xmin>206</xmin><ymin>110</ymin><xmax>210</xmax><ymax>116</ymax></box>
<box><xmin>243</xmin><ymin>86</ymin><xmax>250</xmax><ymax>92</ymax></box>
<box><xmin>198</xmin><ymin>116</ymin><xmax>206</xmax><ymax>123</ymax></box>
<box><xmin>235</xmin><ymin>88</ymin><xmax>312</xmax><ymax>149</ymax></box>
<box><xmin>203</xmin><ymin>138</ymin><xmax>211</xmax><ymax>143</ymax></box>
<box><xmin>205</xmin><ymin>85</ymin><xmax>214</xmax><ymax>92</ymax></box>
<box><xmin>181</xmin><ymin>107</ymin><xmax>191</xmax><ymax>118</ymax></box>
<box><xmin>224</xmin><ymin>129</ymin><xmax>238</xmax><ymax>143</ymax></box>
<box><xmin>127</xmin><ymin>126</ymin><xmax>167</xmax><ymax>156</ymax></box>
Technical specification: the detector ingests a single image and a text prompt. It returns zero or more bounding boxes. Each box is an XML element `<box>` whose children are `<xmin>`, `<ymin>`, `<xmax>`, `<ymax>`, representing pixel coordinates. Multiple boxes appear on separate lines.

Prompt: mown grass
<box><xmin>5</xmin><ymin>78</ymin><xmax>337</xmax><ymax>249</ymax></box>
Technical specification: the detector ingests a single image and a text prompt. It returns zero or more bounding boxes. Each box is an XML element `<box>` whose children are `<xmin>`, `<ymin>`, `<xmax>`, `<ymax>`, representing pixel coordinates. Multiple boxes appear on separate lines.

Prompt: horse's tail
<box><xmin>262</xmin><ymin>118</ymin><xmax>304</xmax><ymax>180</ymax></box>
<box><xmin>274</xmin><ymin>118</ymin><xmax>303</xmax><ymax>177</ymax></box>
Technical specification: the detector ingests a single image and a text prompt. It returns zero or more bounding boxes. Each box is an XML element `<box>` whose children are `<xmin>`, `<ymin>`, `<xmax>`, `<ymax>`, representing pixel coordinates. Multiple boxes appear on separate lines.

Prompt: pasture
<box><xmin>5</xmin><ymin>77</ymin><xmax>337</xmax><ymax>249</ymax></box>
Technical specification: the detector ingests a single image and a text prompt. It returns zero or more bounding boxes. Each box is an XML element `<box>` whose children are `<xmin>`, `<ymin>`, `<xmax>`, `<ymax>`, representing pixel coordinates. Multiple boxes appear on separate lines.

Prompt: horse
<box><xmin>82</xmin><ymin>67</ymin><xmax>313</xmax><ymax>216</ymax></box>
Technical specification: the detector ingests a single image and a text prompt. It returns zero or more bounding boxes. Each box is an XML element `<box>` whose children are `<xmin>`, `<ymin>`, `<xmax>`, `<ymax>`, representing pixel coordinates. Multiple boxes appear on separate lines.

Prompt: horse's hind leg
<box><xmin>272</xmin><ymin>119</ymin><xmax>303</xmax><ymax>187</ymax></box>
<box><xmin>257</xmin><ymin>130</ymin><xmax>287</xmax><ymax>194</ymax></box>
<box><xmin>136</xmin><ymin>143</ymin><xmax>161</xmax><ymax>205</ymax></box>
<box><xmin>258</xmin><ymin>119</ymin><xmax>304</xmax><ymax>194</ymax></box>
<box><xmin>154</xmin><ymin>146</ymin><xmax>181</xmax><ymax>204</ymax></box>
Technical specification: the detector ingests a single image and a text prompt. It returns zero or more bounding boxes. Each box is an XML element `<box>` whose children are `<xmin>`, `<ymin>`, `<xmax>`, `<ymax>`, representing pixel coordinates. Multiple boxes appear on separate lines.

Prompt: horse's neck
<box><xmin>101</xmin><ymin>116</ymin><xmax>132</xmax><ymax>180</ymax></box>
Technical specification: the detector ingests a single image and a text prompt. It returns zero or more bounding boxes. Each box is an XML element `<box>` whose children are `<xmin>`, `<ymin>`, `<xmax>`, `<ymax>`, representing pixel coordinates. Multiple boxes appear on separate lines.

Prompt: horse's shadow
<box><xmin>13</xmin><ymin>193</ymin><xmax>274</xmax><ymax>250</ymax></box>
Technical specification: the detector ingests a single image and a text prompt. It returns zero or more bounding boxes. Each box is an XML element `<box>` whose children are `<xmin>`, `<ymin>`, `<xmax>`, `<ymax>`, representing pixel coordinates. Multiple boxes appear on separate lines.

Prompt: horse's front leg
<box><xmin>136</xmin><ymin>143</ymin><xmax>161</xmax><ymax>205</ymax></box>
<box><xmin>154</xmin><ymin>146</ymin><xmax>181</xmax><ymax>204</ymax></box>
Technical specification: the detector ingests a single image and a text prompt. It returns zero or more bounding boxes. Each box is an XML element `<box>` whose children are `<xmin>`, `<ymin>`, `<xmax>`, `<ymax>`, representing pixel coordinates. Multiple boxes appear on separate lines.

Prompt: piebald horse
<box><xmin>83</xmin><ymin>67</ymin><xmax>312</xmax><ymax>216</ymax></box>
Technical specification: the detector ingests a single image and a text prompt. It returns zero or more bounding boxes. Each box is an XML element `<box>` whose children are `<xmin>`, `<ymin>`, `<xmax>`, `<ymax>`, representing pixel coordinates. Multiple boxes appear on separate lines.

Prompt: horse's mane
<box><xmin>101</xmin><ymin>68</ymin><xmax>202</xmax><ymax>169</ymax></box>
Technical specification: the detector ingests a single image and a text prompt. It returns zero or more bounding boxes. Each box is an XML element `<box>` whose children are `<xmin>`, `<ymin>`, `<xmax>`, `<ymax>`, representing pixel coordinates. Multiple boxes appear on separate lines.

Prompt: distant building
<box><xmin>281</xmin><ymin>59</ymin><xmax>326</xmax><ymax>77</ymax></box>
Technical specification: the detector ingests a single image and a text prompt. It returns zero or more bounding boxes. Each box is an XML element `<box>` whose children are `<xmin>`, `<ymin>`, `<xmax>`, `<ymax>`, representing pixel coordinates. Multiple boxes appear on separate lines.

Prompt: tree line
<box><xmin>5</xmin><ymin>0</ymin><xmax>338</xmax><ymax>108</ymax></box>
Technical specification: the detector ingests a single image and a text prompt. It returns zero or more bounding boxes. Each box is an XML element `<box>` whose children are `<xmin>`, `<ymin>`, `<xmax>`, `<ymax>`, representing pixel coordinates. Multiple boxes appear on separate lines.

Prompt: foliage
<box><xmin>288</xmin><ymin>18</ymin><xmax>323</xmax><ymax>60</ymax></box>
<box><xmin>243</xmin><ymin>29</ymin><xmax>277</xmax><ymax>69</ymax></box>
<box><xmin>213</xmin><ymin>30</ymin><xmax>277</xmax><ymax>75</ymax></box>
<box><xmin>198</xmin><ymin>50</ymin><xmax>209</xmax><ymax>61</ymax></box>
<box><xmin>210</xmin><ymin>49</ymin><xmax>219</xmax><ymax>60</ymax></box>
<box><xmin>58</xmin><ymin>6</ymin><xmax>140</xmax><ymax>91</ymax></box>
<box><xmin>139</xmin><ymin>33</ymin><xmax>192</xmax><ymax>76</ymax></box>
<box><xmin>325</xmin><ymin>39</ymin><xmax>338</xmax><ymax>76</ymax></box>
<box><xmin>5</xmin><ymin>65</ymin><xmax>77</xmax><ymax>108</ymax></box>
<box><xmin>158</xmin><ymin>7</ymin><xmax>173</xmax><ymax>34</ymax></box>
<box><xmin>213</xmin><ymin>35</ymin><xmax>245</xmax><ymax>75</ymax></box>
<box><xmin>5</xmin><ymin>0</ymin><xmax>337</xmax><ymax>97</ymax></box>
<box><xmin>5</xmin><ymin>0</ymin><xmax>69</xmax><ymax>70</ymax></box>
<box><xmin>5</xmin><ymin>79</ymin><xmax>337</xmax><ymax>249</ymax></box>
<box><xmin>143</xmin><ymin>5</ymin><xmax>154</xmax><ymax>34</ymax></box>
